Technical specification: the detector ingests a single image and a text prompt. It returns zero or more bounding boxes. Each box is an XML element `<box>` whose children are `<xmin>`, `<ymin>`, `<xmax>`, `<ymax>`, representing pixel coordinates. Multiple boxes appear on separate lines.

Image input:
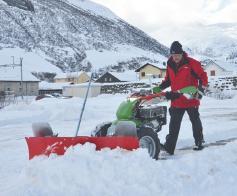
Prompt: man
<box><xmin>153</xmin><ymin>41</ymin><xmax>208</xmax><ymax>155</ymax></box>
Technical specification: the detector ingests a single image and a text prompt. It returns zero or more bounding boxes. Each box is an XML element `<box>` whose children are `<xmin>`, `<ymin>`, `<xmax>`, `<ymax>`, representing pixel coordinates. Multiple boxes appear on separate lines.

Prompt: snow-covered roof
<box><xmin>204</xmin><ymin>59</ymin><xmax>237</xmax><ymax>73</ymax></box>
<box><xmin>39</xmin><ymin>81</ymin><xmax>71</xmax><ymax>90</ymax></box>
<box><xmin>55</xmin><ymin>71</ymin><xmax>87</xmax><ymax>79</ymax></box>
<box><xmin>150</xmin><ymin>63</ymin><xmax>167</xmax><ymax>69</ymax></box>
<box><xmin>0</xmin><ymin>67</ymin><xmax>39</xmax><ymax>82</ymax></box>
<box><xmin>0</xmin><ymin>48</ymin><xmax>61</xmax><ymax>74</ymax></box>
<box><xmin>201</xmin><ymin>59</ymin><xmax>213</xmax><ymax>66</ymax></box>
<box><xmin>109</xmin><ymin>71</ymin><xmax>138</xmax><ymax>82</ymax></box>
<box><xmin>204</xmin><ymin>60</ymin><xmax>226</xmax><ymax>71</ymax></box>
<box><xmin>212</xmin><ymin>60</ymin><xmax>237</xmax><ymax>72</ymax></box>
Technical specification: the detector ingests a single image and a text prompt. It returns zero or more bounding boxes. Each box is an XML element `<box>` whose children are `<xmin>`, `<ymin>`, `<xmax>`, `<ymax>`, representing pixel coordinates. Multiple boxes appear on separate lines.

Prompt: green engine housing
<box><xmin>116</xmin><ymin>100</ymin><xmax>137</xmax><ymax>120</ymax></box>
<box><xmin>114</xmin><ymin>99</ymin><xmax>142</xmax><ymax>126</ymax></box>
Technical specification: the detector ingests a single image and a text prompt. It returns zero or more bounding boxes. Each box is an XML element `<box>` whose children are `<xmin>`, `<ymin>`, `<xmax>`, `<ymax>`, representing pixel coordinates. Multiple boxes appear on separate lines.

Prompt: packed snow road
<box><xmin>0</xmin><ymin>95</ymin><xmax>237</xmax><ymax>196</ymax></box>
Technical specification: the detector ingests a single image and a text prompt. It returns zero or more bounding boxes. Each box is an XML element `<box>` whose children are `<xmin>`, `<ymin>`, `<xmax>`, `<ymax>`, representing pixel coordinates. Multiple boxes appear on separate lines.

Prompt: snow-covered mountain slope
<box><xmin>157</xmin><ymin>23</ymin><xmax>237</xmax><ymax>63</ymax></box>
<box><xmin>0</xmin><ymin>0</ymin><xmax>168</xmax><ymax>74</ymax></box>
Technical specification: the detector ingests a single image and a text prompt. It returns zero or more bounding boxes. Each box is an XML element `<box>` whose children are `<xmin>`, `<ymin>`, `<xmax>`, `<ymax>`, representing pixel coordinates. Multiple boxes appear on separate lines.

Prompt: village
<box><xmin>0</xmin><ymin>58</ymin><xmax>237</xmax><ymax>107</ymax></box>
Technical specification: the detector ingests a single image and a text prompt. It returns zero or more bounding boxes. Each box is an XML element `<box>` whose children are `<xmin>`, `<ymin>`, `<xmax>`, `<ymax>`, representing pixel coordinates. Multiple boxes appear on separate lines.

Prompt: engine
<box><xmin>137</xmin><ymin>105</ymin><xmax>167</xmax><ymax>132</ymax></box>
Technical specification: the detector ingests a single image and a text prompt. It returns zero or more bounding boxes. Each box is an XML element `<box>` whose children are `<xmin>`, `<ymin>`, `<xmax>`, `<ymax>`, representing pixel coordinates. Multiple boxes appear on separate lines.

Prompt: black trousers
<box><xmin>164</xmin><ymin>107</ymin><xmax>203</xmax><ymax>154</ymax></box>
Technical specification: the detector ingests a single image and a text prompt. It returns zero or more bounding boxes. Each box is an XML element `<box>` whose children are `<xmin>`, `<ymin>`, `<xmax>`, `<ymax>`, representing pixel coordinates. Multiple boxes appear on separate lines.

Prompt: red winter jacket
<box><xmin>160</xmin><ymin>53</ymin><xmax>208</xmax><ymax>108</ymax></box>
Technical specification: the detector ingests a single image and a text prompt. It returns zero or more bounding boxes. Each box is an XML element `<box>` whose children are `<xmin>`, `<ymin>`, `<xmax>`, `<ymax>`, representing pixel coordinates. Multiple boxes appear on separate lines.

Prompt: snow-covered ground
<box><xmin>0</xmin><ymin>94</ymin><xmax>237</xmax><ymax>196</ymax></box>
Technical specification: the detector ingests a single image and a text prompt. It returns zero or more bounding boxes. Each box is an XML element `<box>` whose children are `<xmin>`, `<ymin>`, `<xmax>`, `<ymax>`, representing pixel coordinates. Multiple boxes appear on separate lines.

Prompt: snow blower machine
<box><xmin>25</xmin><ymin>75</ymin><xmax>198</xmax><ymax>160</ymax></box>
<box><xmin>91</xmin><ymin>89</ymin><xmax>168</xmax><ymax>159</ymax></box>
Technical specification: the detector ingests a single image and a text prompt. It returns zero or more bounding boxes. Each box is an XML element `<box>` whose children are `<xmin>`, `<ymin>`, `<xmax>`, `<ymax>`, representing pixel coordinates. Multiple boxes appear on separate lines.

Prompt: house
<box><xmin>95</xmin><ymin>71</ymin><xmax>137</xmax><ymax>83</ymax></box>
<box><xmin>95</xmin><ymin>72</ymin><xmax>121</xmax><ymax>83</ymax></box>
<box><xmin>54</xmin><ymin>71</ymin><xmax>90</xmax><ymax>84</ymax></box>
<box><xmin>63</xmin><ymin>83</ymin><xmax>101</xmax><ymax>98</ymax></box>
<box><xmin>202</xmin><ymin>59</ymin><xmax>234</xmax><ymax>76</ymax></box>
<box><xmin>0</xmin><ymin>67</ymin><xmax>40</xmax><ymax>96</ymax></box>
<box><xmin>95</xmin><ymin>71</ymin><xmax>138</xmax><ymax>83</ymax></box>
<box><xmin>135</xmin><ymin>63</ymin><xmax>167</xmax><ymax>80</ymax></box>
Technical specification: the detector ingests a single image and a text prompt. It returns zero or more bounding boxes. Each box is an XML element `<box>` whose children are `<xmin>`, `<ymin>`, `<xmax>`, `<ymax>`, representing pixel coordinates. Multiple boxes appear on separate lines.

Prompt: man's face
<box><xmin>171</xmin><ymin>54</ymin><xmax>183</xmax><ymax>64</ymax></box>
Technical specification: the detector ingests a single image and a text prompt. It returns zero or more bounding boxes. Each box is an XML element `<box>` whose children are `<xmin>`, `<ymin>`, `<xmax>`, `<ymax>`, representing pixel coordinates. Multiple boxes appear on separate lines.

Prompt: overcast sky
<box><xmin>92</xmin><ymin>0</ymin><xmax>237</xmax><ymax>45</ymax></box>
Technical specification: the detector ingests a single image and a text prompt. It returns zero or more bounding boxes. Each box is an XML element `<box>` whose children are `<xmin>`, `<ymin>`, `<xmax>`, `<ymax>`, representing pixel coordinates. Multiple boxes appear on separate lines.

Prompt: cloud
<box><xmin>93</xmin><ymin>0</ymin><xmax>204</xmax><ymax>25</ymax></box>
<box><xmin>91</xmin><ymin>0</ymin><xmax>237</xmax><ymax>45</ymax></box>
<box><xmin>204</xmin><ymin>0</ymin><xmax>237</xmax><ymax>23</ymax></box>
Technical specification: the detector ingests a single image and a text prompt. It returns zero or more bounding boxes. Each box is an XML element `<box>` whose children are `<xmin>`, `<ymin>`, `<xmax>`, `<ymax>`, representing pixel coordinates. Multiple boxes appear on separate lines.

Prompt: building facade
<box><xmin>54</xmin><ymin>72</ymin><xmax>90</xmax><ymax>84</ymax></box>
<box><xmin>0</xmin><ymin>81</ymin><xmax>39</xmax><ymax>96</ymax></box>
<box><xmin>0</xmin><ymin>67</ymin><xmax>40</xmax><ymax>96</ymax></box>
<box><xmin>202</xmin><ymin>60</ymin><xmax>234</xmax><ymax>76</ymax></box>
<box><xmin>63</xmin><ymin>84</ymin><xmax>101</xmax><ymax>98</ymax></box>
<box><xmin>95</xmin><ymin>72</ymin><xmax>122</xmax><ymax>83</ymax></box>
<box><xmin>135</xmin><ymin>63</ymin><xmax>166</xmax><ymax>80</ymax></box>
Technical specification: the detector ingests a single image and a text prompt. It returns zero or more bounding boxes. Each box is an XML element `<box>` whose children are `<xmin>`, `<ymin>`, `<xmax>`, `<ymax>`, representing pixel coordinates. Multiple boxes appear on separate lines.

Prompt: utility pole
<box><xmin>20</xmin><ymin>58</ymin><xmax>23</xmax><ymax>99</ymax></box>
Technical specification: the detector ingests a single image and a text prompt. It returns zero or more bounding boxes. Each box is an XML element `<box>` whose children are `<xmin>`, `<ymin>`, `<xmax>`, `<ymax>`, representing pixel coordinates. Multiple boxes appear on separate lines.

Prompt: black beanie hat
<box><xmin>170</xmin><ymin>41</ymin><xmax>183</xmax><ymax>54</ymax></box>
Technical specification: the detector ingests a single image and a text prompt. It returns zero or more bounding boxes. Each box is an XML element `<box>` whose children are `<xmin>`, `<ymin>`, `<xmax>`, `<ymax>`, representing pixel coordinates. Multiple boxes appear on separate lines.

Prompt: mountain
<box><xmin>156</xmin><ymin>22</ymin><xmax>237</xmax><ymax>64</ymax></box>
<box><xmin>183</xmin><ymin>23</ymin><xmax>237</xmax><ymax>62</ymax></box>
<box><xmin>0</xmin><ymin>0</ymin><xmax>169</xmax><ymax>76</ymax></box>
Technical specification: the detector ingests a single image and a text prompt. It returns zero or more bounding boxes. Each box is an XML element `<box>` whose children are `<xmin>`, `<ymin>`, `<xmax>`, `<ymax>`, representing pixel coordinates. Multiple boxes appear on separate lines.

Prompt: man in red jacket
<box><xmin>153</xmin><ymin>41</ymin><xmax>208</xmax><ymax>155</ymax></box>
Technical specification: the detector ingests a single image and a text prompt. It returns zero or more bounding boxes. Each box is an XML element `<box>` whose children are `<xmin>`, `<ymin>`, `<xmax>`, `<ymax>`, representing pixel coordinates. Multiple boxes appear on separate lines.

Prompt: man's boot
<box><xmin>193</xmin><ymin>140</ymin><xmax>204</xmax><ymax>151</ymax></box>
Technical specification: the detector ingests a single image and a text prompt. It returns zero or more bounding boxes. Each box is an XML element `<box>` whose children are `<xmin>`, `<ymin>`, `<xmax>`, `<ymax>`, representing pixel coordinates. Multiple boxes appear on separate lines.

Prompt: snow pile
<box><xmin>0</xmin><ymin>95</ymin><xmax>126</xmax><ymax>135</ymax></box>
<box><xmin>1</xmin><ymin>95</ymin><xmax>237</xmax><ymax>195</ymax></box>
<box><xmin>3</xmin><ymin>141</ymin><xmax>237</xmax><ymax>196</ymax></box>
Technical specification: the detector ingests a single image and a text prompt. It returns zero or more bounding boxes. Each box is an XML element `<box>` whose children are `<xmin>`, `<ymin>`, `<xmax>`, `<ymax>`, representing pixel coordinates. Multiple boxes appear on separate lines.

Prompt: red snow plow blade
<box><xmin>25</xmin><ymin>136</ymin><xmax>139</xmax><ymax>160</ymax></box>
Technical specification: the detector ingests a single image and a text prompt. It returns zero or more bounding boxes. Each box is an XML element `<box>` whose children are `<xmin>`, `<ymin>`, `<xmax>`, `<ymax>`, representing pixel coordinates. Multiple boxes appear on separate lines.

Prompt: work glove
<box><xmin>199</xmin><ymin>86</ymin><xmax>207</xmax><ymax>95</ymax></box>
<box><xmin>152</xmin><ymin>86</ymin><xmax>162</xmax><ymax>93</ymax></box>
<box><xmin>165</xmin><ymin>92</ymin><xmax>181</xmax><ymax>101</ymax></box>
<box><xmin>194</xmin><ymin>86</ymin><xmax>207</xmax><ymax>99</ymax></box>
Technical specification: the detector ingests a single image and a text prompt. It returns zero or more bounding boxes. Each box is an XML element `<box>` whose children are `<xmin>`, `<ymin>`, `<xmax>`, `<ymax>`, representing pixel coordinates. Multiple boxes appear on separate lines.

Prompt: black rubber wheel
<box><xmin>94</xmin><ymin>123</ymin><xmax>112</xmax><ymax>137</ymax></box>
<box><xmin>137</xmin><ymin>127</ymin><xmax>160</xmax><ymax>160</ymax></box>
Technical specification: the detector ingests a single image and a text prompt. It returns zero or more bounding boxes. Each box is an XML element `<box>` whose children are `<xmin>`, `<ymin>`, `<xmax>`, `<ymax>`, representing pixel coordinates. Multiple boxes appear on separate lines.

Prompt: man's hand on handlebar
<box><xmin>165</xmin><ymin>92</ymin><xmax>181</xmax><ymax>101</ymax></box>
